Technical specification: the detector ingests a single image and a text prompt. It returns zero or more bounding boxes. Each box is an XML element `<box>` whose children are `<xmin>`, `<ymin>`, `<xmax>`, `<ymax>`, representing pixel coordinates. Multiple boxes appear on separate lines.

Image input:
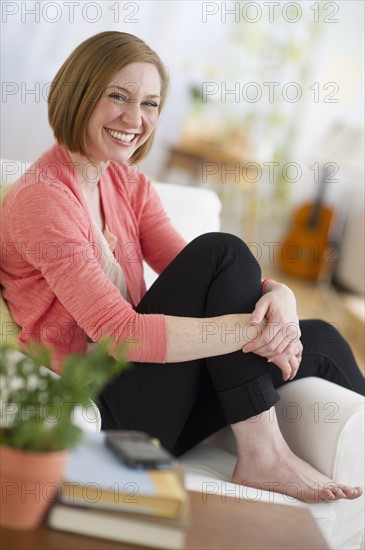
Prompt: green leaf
<box><xmin>0</xmin><ymin>339</ymin><xmax>129</xmax><ymax>452</ymax></box>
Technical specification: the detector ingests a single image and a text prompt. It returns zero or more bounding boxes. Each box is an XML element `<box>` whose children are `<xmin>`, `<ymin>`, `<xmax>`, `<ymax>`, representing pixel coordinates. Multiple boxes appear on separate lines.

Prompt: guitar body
<box><xmin>278</xmin><ymin>202</ymin><xmax>335</xmax><ymax>280</ymax></box>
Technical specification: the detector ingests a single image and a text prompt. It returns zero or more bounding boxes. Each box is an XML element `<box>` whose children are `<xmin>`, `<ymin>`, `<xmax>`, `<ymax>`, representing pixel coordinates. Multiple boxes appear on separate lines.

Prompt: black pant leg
<box><xmin>99</xmin><ymin>234</ymin><xmax>364</xmax><ymax>455</ymax></box>
<box><xmin>137</xmin><ymin>232</ymin><xmax>280</xmax><ymax>421</ymax></box>
<box><xmin>99</xmin><ymin>233</ymin><xmax>280</xmax><ymax>451</ymax></box>
<box><xmin>269</xmin><ymin>319</ymin><xmax>365</xmax><ymax>395</ymax></box>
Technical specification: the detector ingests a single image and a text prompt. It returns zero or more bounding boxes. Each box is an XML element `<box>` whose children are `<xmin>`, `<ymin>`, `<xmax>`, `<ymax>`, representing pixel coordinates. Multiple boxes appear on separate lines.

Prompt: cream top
<box><xmin>90</xmin><ymin>216</ymin><xmax>131</xmax><ymax>303</ymax></box>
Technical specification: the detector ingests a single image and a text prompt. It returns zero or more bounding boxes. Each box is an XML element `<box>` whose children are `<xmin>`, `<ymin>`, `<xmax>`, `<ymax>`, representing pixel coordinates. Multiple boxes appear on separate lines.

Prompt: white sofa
<box><xmin>1</xmin><ymin>160</ymin><xmax>364</xmax><ymax>550</ymax></box>
<box><xmin>153</xmin><ymin>181</ymin><xmax>365</xmax><ymax>550</ymax></box>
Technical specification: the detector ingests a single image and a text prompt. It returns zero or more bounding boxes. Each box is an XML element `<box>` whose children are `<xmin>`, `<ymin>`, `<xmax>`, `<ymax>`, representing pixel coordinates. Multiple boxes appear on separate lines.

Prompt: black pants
<box><xmin>99</xmin><ymin>233</ymin><xmax>365</xmax><ymax>456</ymax></box>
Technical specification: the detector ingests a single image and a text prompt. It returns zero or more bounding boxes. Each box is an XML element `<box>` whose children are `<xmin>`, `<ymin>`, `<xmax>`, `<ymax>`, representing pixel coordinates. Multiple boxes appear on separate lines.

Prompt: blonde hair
<box><xmin>48</xmin><ymin>31</ymin><xmax>169</xmax><ymax>164</ymax></box>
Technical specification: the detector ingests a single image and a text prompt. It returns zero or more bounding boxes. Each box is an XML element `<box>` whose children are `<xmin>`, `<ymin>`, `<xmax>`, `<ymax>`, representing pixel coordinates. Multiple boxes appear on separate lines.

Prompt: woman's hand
<box><xmin>264</xmin><ymin>339</ymin><xmax>303</xmax><ymax>381</ymax></box>
<box><xmin>243</xmin><ymin>281</ymin><xmax>302</xmax><ymax>381</ymax></box>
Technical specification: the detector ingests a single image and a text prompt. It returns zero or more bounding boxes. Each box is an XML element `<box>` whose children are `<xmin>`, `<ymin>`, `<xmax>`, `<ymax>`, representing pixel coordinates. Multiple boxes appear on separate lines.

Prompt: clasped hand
<box><xmin>242</xmin><ymin>282</ymin><xmax>303</xmax><ymax>381</ymax></box>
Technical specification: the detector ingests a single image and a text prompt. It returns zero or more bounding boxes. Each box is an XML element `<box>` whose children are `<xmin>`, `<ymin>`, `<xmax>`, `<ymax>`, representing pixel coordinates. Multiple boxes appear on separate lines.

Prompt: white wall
<box><xmin>1</xmin><ymin>0</ymin><xmax>363</xmax><ymax>203</ymax></box>
<box><xmin>0</xmin><ymin>1</ymin><xmax>227</xmax><ymax>167</ymax></box>
<box><xmin>1</xmin><ymin>1</ymin><xmax>363</xmax><ymax>293</ymax></box>
<box><xmin>292</xmin><ymin>1</ymin><xmax>364</xmax><ymax>205</ymax></box>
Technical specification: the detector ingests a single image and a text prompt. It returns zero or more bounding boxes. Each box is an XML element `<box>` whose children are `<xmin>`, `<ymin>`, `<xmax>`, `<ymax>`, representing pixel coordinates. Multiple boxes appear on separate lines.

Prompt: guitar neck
<box><xmin>308</xmin><ymin>167</ymin><xmax>329</xmax><ymax>229</ymax></box>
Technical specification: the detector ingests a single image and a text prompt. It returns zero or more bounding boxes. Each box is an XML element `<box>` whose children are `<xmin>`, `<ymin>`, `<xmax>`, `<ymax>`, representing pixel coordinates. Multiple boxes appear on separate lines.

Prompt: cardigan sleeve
<box><xmin>9</xmin><ymin>183</ymin><xmax>168</xmax><ymax>364</ymax></box>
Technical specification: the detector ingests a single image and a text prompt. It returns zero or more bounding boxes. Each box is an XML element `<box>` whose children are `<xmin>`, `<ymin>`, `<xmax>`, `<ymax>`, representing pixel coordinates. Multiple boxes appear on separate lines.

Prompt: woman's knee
<box><xmin>190</xmin><ymin>232</ymin><xmax>261</xmax><ymax>278</ymax></box>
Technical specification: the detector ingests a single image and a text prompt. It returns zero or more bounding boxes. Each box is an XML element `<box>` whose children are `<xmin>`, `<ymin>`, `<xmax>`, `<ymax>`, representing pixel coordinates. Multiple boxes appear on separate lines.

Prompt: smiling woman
<box><xmin>1</xmin><ymin>31</ymin><xmax>364</xmax><ymax>505</ymax></box>
<box><xmin>81</xmin><ymin>63</ymin><xmax>161</xmax><ymax>165</ymax></box>
<box><xmin>48</xmin><ymin>32</ymin><xmax>169</xmax><ymax>164</ymax></box>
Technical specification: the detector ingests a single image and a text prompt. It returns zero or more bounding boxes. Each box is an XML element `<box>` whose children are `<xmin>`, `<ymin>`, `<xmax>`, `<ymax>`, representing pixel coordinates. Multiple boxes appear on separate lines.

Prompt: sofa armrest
<box><xmin>144</xmin><ymin>181</ymin><xmax>222</xmax><ymax>289</ymax></box>
<box><xmin>182</xmin><ymin>377</ymin><xmax>364</xmax><ymax>550</ymax></box>
<box><xmin>72</xmin><ymin>402</ymin><xmax>102</xmax><ymax>433</ymax></box>
<box><xmin>276</xmin><ymin>377</ymin><xmax>365</xmax><ymax>550</ymax></box>
<box><xmin>275</xmin><ymin>377</ymin><xmax>364</xmax><ymax>482</ymax></box>
<box><xmin>201</xmin><ymin>376</ymin><xmax>364</xmax><ymax>511</ymax></box>
<box><xmin>152</xmin><ymin>181</ymin><xmax>222</xmax><ymax>241</ymax></box>
<box><xmin>203</xmin><ymin>377</ymin><xmax>364</xmax><ymax>483</ymax></box>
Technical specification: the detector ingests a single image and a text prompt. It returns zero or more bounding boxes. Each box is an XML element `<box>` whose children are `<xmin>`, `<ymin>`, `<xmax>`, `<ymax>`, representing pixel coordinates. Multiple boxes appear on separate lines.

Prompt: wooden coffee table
<box><xmin>1</xmin><ymin>490</ymin><xmax>329</xmax><ymax>549</ymax></box>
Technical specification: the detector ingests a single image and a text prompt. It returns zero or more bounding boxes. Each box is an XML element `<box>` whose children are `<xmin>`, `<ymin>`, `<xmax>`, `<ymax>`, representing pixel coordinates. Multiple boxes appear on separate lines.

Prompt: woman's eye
<box><xmin>109</xmin><ymin>93</ymin><xmax>127</xmax><ymax>103</ymax></box>
<box><xmin>144</xmin><ymin>101</ymin><xmax>159</xmax><ymax>108</ymax></box>
<box><xmin>108</xmin><ymin>94</ymin><xmax>159</xmax><ymax>109</ymax></box>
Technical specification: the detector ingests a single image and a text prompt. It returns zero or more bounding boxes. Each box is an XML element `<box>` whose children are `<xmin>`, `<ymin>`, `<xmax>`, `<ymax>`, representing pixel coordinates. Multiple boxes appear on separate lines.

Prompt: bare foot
<box><xmin>232</xmin><ymin>445</ymin><xmax>363</xmax><ymax>503</ymax></box>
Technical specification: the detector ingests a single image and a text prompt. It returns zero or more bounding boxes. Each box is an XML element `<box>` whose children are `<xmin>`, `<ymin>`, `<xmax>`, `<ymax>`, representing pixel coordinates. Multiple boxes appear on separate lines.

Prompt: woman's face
<box><xmin>85</xmin><ymin>62</ymin><xmax>161</xmax><ymax>163</ymax></box>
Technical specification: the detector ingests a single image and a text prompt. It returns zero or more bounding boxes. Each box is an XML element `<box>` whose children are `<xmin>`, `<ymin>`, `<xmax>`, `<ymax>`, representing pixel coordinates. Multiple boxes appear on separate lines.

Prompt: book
<box><xmin>60</xmin><ymin>432</ymin><xmax>188</xmax><ymax>519</ymax></box>
<box><xmin>47</xmin><ymin>501</ymin><xmax>188</xmax><ymax>549</ymax></box>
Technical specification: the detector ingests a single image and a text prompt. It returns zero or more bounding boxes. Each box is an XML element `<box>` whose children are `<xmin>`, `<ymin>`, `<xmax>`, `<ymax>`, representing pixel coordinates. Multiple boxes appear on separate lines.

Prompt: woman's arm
<box><xmin>165</xmin><ymin>313</ymin><xmax>265</xmax><ymax>363</ymax></box>
<box><xmin>8</xmin><ymin>184</ymin><xmax>170</xmax><ymax>364</ymax></box>
<box><xmin>8</xmin><ymin>182</ymin><xmax>295</xmax><ymax>378</ymax></box>
<box><xmin>165</xmin><ymin>313</ymin><xmax>295</xmax><ymax>382</ymax></box>
<box><xmin>164</xmin><ymin>282</ymin><xmax>302</xmax><ymax>381</ymax></box>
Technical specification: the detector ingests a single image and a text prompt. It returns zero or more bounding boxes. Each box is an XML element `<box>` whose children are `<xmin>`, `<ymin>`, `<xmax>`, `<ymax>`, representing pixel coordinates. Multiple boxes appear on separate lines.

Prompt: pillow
<box><xmin>0</xmin><ymin>290</ymin><xmax>21</xmax><ymax>349</ymax></box>
<box><xmin>1</xmin><ymin>183</ymin><xmax>21</xmax><ymax>349</ymax></box>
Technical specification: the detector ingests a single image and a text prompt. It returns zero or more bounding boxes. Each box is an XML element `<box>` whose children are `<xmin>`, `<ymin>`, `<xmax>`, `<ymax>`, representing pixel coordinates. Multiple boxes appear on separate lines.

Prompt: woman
<box><xmin>1</xmin><ymin>31</ymin><xmax>364</xmax><ymax>503</ymax></box>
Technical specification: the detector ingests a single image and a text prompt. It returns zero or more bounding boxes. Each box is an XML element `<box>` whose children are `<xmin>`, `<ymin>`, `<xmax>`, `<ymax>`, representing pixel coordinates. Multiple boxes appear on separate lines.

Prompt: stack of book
<box><xmin>47</xmin><ymin>432</ymin><xmax>189</xmax><ymax>549</ymax></box>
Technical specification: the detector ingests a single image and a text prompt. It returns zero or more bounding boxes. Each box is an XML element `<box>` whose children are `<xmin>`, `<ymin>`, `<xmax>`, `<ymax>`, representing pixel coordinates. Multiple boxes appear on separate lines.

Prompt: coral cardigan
<box><xmin>0</xmin><ymin>143</ymin><xmax>187</xmax><ymax>372</ymax></box>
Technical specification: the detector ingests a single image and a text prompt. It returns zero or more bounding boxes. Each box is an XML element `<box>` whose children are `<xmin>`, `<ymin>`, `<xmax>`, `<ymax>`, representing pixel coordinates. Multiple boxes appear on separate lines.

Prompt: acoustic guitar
<box><xmin>277</xmin><ymin>166</ymin><xmax>336</xmax><ymax>280</ymax></box>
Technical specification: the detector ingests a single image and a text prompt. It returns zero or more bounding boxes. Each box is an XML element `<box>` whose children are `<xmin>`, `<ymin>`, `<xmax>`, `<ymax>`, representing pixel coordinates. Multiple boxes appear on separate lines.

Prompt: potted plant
<box><xmin>0</xmin><ymin>339</ymin><xmax>128</xmax><ymax>530</ymax></box>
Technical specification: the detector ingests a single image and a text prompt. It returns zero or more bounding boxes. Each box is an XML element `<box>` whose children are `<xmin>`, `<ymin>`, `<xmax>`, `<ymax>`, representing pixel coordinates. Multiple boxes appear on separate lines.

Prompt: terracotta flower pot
<box><xmin>0</xmin><ymin>445</ymin><xmax>69</xmax><ymax>530</ymax></box>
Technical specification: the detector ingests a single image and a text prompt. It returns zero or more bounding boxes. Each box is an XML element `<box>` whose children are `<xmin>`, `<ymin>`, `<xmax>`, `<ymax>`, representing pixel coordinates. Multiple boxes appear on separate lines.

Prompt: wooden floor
<box><xmin>262</xmin><ymin>264</ymin><xmax>365</xmax><ymax>375</ymax></box>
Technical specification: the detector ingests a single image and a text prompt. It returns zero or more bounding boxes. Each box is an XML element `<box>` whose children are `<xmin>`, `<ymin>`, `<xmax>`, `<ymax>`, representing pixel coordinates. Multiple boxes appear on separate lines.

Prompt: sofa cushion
<box><xmin>1</xmin><ymin>184</ymin><xmax>21</xmax><ymax>348</ymax></box>
<box><xmin>144</xmin><ymin>181</ymin><xmax>221</xmax><ymax>288</ymax></box>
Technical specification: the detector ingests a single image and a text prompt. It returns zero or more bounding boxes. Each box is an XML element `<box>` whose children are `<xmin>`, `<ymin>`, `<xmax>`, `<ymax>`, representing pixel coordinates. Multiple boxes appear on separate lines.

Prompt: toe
<box><xmin>321</xmin><ymin>487</ymin><xmax>337</xmax><ymax>502</ymax></box>
<box><xmin>348</xmin><ymin>487</ymin><xmax>363</xmax><ymax>500</ymax></box>
<box><xmin>338</xmin><ymin>485</ymin><xmax>363</xmax><ymax>500</ymax></box>
<box><xmin>332</xmin><ymin>486</ymin><xmax>346</xmax><ymax>499</ymax></box>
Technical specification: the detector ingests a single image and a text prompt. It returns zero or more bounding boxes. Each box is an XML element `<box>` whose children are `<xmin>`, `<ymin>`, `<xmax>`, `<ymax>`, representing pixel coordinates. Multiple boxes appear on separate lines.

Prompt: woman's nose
<box><xmin>121</xmin><ymin>102</ymin><xmax>141</xmax><ymax>128</ymax></box>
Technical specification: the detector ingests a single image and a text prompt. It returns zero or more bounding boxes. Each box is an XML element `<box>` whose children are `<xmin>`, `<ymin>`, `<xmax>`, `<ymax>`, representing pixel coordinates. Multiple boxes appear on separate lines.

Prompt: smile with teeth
<box><xmin>106</xmin><ymin>128</ymin><xmax>136</xmax><ymax>143</ymax></box>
